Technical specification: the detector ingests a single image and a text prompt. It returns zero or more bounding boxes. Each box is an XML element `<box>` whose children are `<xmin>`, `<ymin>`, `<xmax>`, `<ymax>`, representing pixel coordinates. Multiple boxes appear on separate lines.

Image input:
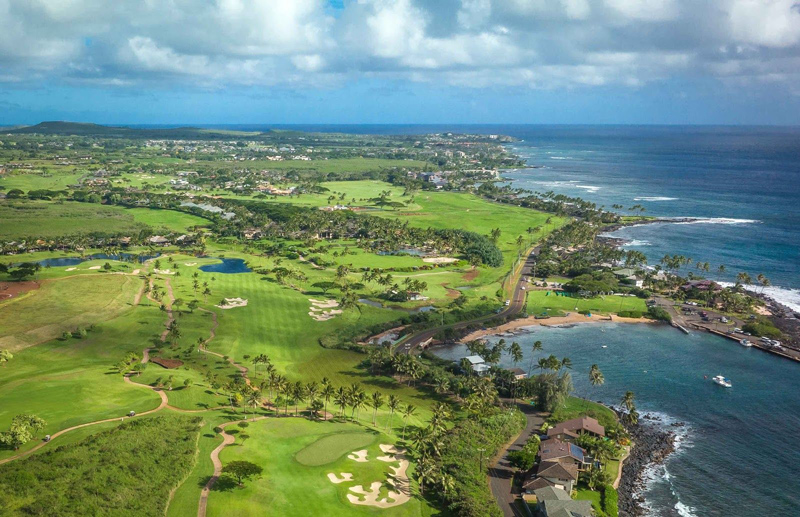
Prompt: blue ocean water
<box><xmin>434</xmin><ymin>324</ymin><xmax>800</xmax><ymax>516</ymax></box>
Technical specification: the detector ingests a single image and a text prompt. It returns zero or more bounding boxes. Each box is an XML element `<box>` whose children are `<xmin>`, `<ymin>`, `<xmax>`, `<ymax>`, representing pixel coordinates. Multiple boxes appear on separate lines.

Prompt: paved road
<box><xmin>398</xmin><ymin>247</ymin><xmax>540</xmax><ymax>354</ymax></box>
<box><xmin>488</xmin><ymin>403</ymin><xmax>545</xmax><ymax>517</ymax></box>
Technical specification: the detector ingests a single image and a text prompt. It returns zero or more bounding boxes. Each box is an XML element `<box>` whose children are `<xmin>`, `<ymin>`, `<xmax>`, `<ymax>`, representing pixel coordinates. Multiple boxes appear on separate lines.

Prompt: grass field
<box><xmin>0</xmin><ymin>274</ymin><xmax>141</xmax><ymax>351</ymax></box>
<box><xmin>206</xmin><ymin>418</ymin><xmax>435</xmax><ymax>517</ymax></box>
<box><xmin>526</xmin><ymin>290</ymin><xmax>647</xmax><ymax>316</ymax></box>
<box><xmin>0</xmin><ymin>201</ymin><xmax>208</xmax><ymax>240</ymax></box>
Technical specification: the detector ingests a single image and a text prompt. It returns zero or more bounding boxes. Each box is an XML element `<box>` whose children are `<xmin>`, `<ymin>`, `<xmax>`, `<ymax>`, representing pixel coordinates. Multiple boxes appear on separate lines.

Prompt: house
<box><xmin>242</xmin><ymin>228</ymin><xmax>263</xmax><ymax>240</ymax></box>
<box><xmin>407</xmin><ymin>292</ymin><xmax>428</xmax><ymax>301</ymax></box>
<box><xmin>523</xmin><ymin>461</ymin><xmax>579</xmax><ymax>494</ymax></box>
<box><xmin>533</xmin><ymin>486</ymin><xmax>593</xmax><ymax>517</ymax></box>
<box><xmin>148</xmin><ymin>235</ymin><xmax>171</xmax><ymax>246</ymax></box>
<box><xmin>508</xmin><ymin>367</ymin><xmax>528</xmax><ymax>381</ymax></box>
<box><xmin>539</xmin><ymin>438</ymin><xmax>589</xmax><ymax>469</ymax></box>
<box><xmin>613</xmin><ymin>268</ymin><xmax>643</xmax><ymax>288</ymax></box>
<box><xmin>547</xmin><ymin>416</ymin><xmax>605</xmax><ymax>441</ymax></box>
<box><xmin>463</xmin><ymin>355</ymin><xmax>490</xmax><ymax>375</ymax></box>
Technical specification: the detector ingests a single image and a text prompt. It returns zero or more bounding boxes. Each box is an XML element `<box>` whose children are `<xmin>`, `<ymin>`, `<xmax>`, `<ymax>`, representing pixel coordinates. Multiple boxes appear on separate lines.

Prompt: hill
<box><xmin>7</xmin><ymin>121</ymin><xmax>263</xmax><ymax>140</ymax></box>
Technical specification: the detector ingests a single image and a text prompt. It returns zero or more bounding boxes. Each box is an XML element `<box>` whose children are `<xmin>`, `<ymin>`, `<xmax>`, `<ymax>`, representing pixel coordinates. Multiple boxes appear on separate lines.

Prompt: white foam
<box><xmin>671</xmin><ymin>217</ymin><xmax>759</xmax><ymax>225</ymax></box>
<box><xmin>718</xmin><ymin>282</ymin><xmax>800</xmax><ymax>313</ymax></box>
<box><xmin>675</xmin><ymin>501</ymin><xmax>699</xmax><ymax>517</ymax></box>
<box><xmin>575</xmin><ymin>184</ymin><xmax>601</xmax><ymax>192</ymax></box>
<box><xmin>634</xmin><ymin>196</ymin><xmax>678</xmax><ymax>201</ymax></box>
<box><xmin>549</xmin><ymin>156</ymin><xmax>571</xmax><ymax>160</ymax></box>
<box><xmin>627</xmin><ymin>239</ymin><xmax>651</xmax><ymax>247</ymax></box>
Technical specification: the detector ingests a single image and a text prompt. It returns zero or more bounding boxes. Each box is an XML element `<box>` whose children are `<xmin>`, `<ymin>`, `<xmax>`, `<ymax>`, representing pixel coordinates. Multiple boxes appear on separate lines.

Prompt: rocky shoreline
<box><xmin>618</xmin><ymin>413</ymin><xmax>682</xmax><ymax>517</ymax></box>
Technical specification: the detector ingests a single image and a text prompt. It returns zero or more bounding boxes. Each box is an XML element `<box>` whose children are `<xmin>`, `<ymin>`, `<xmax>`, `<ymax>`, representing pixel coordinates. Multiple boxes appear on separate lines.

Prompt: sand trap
<box><xmin>65</xmin><ymin>267</ymin><xmax>77</xmax><ymax>271</ymax></box>
<box><xmin>153</xmin><ymin>268</ymin><xmax>175</xmax><ymax>275</ymax></box>
<box><xmin>347</xmin><ymin>450</ymin><xmax>368</xmax><ymax>462</ymax></box>
<box><xmin>333</xmin><ymin>444</ymin><xmax>410</xmax><ymax>509</ymax></box>
<box><xmin>327</xmin><ymin>472</ymin><xmax>353</xmax><ymax>484</ymax></box>
<box><xmin>423</xmin><ymin>257</ymin><xmax>458</xmax><ymax>264</ymax></box>
<box><xmin>216</xmin><ymin>297</ymin><xmax>248</xmax><ymax>309</ymax></box>
<box><xmin>184</xmin><ymin>262</ymin><xmax>197</xmax><ymax>266</ymax></box>
<box><xmin>309</xmin><ymin>298</ymin><xmax>339</xmax><ymax>308</ymax></box>
<box><xmin>309</xmin><ymin>309</ymin><xmax>343</xmax><ymax>322</ymax></box>
<box><xmin>132</xmin><ymin>269</ymin><xmax>141</xmax><ymax>275</ymax></box>
<box><xmin>87</xmin><ymin>265</ymin><xmax>101</xmax><ymax>270</ymax></box>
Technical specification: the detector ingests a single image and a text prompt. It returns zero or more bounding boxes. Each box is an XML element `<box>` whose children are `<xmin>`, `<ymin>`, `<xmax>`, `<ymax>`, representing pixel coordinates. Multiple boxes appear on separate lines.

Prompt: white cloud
<box><xmin>0</xmin><ymin>0</ymin><xmax>796</xmax><ymax>93</ymax></box>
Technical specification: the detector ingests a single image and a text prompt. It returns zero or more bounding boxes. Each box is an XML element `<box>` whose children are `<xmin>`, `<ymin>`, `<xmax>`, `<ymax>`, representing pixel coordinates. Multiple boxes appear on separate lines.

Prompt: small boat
<box><xmin>601</xmin><ymin>345</ymin><xmax>608</xmax><ymax>349</ymax></box>
<box><xmin>712</xmin><ymin>375</ymin><xmax>732</xmax><ymax>388</ymax></box>
<box><xmin>739</xmin><ymin>339</ymin><xmax>753</xmax><ymax>347</ymax></box>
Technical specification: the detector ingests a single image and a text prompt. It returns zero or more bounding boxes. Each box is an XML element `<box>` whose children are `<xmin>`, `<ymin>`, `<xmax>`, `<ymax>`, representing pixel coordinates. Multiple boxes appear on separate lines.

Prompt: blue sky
<box><xmin>1</xmin><ymin>0</ymin><xmax>799</xmax><ymax>125</ymax></box>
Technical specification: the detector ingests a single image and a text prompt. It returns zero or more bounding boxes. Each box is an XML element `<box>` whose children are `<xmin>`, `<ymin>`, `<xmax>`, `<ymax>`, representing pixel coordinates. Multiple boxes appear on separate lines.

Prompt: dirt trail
<box><xmin>197</xmin><ymin>416</ymin><xmax>270</xmax><ymax>517</ymax></box>
<box><xmin>196</xmin><ymin>307</ymin><xmax>252</xmax><ymax>387</ymax></box>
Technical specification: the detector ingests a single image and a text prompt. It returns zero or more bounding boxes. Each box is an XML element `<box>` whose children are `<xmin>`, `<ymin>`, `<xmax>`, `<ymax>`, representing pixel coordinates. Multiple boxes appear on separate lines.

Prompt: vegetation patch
<box><xmin>0</xmin><ymin>415</ymin><xmax>202</xmax><ymax>516</ymax></box>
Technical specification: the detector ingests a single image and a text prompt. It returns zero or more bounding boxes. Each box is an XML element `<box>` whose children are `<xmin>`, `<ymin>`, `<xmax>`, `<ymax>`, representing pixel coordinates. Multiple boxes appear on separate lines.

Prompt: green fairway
<box><xmin>526</xmin><ymin>290</ymin><xmax>647</xmax><ymax>316</ymax></box>
<box><xmin>0</xmin><ymin>200</ymin><xmax>208</xmax><ymax>240</ymax></box>
<box><xmin>205</xmin><ymin>418</ymin><xmax>434</xmax><ymax>517</ymax></box>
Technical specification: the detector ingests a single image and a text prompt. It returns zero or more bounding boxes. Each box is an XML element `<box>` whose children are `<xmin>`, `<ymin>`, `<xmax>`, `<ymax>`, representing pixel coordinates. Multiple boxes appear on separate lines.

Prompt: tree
<box><xmin>369</xmin><ymin>391</ymin><xmax>384</xmax><ymax>426</ymax></box>
<box><xmin>246</xmin><ymin>390</ymin><xmax>262</xmax><ymax>420</ymax></box>
<box><xmin>527</xmin><ymin>340</ymin><xmax>542</xmax><ymax>376</ymax></box>
<box><xmin>0</xmin><ymin>349</ymin><xmax>12</xmax><ymax>367</ymax></box>
<box><xmin>0</xmin><ymin>414</ymin><xmax>46</xmax><ymax>450</ymax></box>
<box><xmin>222</xmin><ymin>460</ymin><xmax>263</xmax><ymax>486</ymax></box>
<box><xmin>589</xmin><ymin>364</ymin><xmax>605</xmax><ymax>402</ymax></box>
<box><xmin>401</xmin><ymin>404</ymin><xmax>416</xmax><ymax>439</ymax></box>
<box><xmin>508</xmin><ymin>436</ymin><xmax>540</xmax><ymax>472</ymax></box>
<box><xmin>320</xmin><ymin>383</ymin><xmax>335</xmax><ymax>421</ymax></box>
<box><xmin>386</xmin><ymin>394</ymin><xmax>400</xmax><ymax>432</ymax></box>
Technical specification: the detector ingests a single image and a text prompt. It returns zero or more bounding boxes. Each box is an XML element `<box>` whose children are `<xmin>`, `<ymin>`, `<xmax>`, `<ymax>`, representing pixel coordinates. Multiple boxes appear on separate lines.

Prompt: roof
<box><xmin>540</xmin><ymin>500</ymin><xmax>593</xmax><ymax>517</ymax></box>
<box><xmin>533</xmin><ymin>486</ymin><xmax>571</xmax><ymax>502</ymax></box>
<box><xmin>522</xmin><ymin>476</ymin><xmax>554</xmax><ymax>491</ymax></box>
<box><xmin>536</xmin><ymin>461</ymin><xmax>579</xmax><ymax>481</ymax></box>
<box><xmin>539</xmin><ymin>438</ymin><xmax>585</xmax><ymax>463</ymax></box>
<box><xmin>548</xmin><ymin>416</ymin><xmax>605</xmax><ymax>438</ymax></box>
<box><xmin>507</xmin><ymin>367</ymin><xmax>527</xmax><ymax>376</ymax></box>
<box><xmin>464</xmin><ymin>355</ymin><xmax>485</xmax><ymax>365</ymax></box>
<box><xmin>473</xmin><ymin>363</ymin><xmax>491</xmax><ymax>373</ymax></box>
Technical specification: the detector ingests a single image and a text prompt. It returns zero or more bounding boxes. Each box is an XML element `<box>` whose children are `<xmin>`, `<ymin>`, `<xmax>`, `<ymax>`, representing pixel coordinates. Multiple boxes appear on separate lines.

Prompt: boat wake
<box><xmin>671</xmin><ymin>217</ymin><xmax>759</xmax><ymax>225</ymax></box>
<box><xmin>634</xmin><ymin>196</ymin><xmax>678</xmax><ymax>201</ymax></box>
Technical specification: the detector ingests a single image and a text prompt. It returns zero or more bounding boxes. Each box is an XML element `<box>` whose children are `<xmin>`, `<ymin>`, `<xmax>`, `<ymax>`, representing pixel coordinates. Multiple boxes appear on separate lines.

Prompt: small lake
<box><xmin>37</xmin><ymin>253</ymin><xmax>160</xmax><ymax>267</ymax></box>
<box><xmin>376</xmin><ymin>248</ymin><xmax>428</xmax><ymax>257</ymax></box>
<box><xmin>199</xmin><ymin>258</ymin><xmax>251</xmax><ymax>274</ymax></box>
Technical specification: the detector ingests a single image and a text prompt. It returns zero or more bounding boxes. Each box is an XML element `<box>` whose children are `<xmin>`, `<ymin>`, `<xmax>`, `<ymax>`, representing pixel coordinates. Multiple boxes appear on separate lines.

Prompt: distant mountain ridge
<box><xmin>6</xmin><ymin>121</ymin><xmax>263</xmax><ymax>139</ymax></box>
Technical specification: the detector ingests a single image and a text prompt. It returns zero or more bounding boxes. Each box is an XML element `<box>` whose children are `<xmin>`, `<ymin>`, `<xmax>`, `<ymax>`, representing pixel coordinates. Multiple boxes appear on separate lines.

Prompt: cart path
<box><xmin>197</xmin><ymin>416</ymin><xmax>270</xmax><ymax>517</ymax></box>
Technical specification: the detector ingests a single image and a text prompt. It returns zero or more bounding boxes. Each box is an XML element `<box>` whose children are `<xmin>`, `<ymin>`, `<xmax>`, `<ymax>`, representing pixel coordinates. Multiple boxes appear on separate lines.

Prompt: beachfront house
<box><xmin>508</xmin><ymin>367</ymin><xmax>528</xmax><ymax>381</ymax></box>
<box><xmin>533</xmin><ymin>486</ymin><xmax>593</xmax><ymax>517</ymax></box>
<box><xmin>547</xmin><ymin>416</ymin><xmax>606</xmax><ymax>442</ymax></box>
<box><xmin>523</xmin><ymin>461</ymin><xmax>579</xmax><ymax>494</ymax></box>
<box><xmin>463</xmin><ymin>355</ymin><xmax>490</xmax><ymax>375</ymax></box>
<box><xmin>538</xmin><ymin>438</ymin><xmax>590</xmax><ymax>470</ymax></box>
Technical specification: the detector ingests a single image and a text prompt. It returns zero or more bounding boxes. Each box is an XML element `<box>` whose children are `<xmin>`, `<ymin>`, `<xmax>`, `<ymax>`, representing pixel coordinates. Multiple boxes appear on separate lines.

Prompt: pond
<box><xmin>37</xmin><ymin>253</ymin><xmax>160</xmax><ymax>267</ymax></box>
<box><xmin>199</xmin><ymin>258</ymin><xmax>252</xmax><ymax>274</ymax></box>
<box><xmin>376</xmin><ymin>248</ymin><xmax>428</xmax><ymax>257</ymax></box>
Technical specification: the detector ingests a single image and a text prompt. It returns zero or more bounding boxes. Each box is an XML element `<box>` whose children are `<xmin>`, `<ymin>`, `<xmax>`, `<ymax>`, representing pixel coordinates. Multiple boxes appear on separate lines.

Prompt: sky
<box><xmin>1</xmin><ymin>0</ymin><xmax>799</xmax><ymax>126</ymax></box>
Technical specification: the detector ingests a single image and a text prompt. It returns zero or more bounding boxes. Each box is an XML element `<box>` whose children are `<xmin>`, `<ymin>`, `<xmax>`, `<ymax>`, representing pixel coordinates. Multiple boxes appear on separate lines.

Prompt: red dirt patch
<box><xmin>398</xmin><ymin>212</ymin><xmax>424</xmax><ymax>216</ymax></box>
<box><xmin>0</xmin><ymin>281</ymin><xmax>40</xmax><ymax>302</ymax></box>
<box><xmin>150</xmin><ymin>357</ymin><xmax>184</xmax><ymax>369</ymax></box>
<box><xmin>442</xmin><ymin>283</ymin><xmax>461</xmax><ymax>298</ymax></box>
<box><xmin>462</xmin><ymin>267</ymin><xmax>479</xmax><ymax>282</ymax></box>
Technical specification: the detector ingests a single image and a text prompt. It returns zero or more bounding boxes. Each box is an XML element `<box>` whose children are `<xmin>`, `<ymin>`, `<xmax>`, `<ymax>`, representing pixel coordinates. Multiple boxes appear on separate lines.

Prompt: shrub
<box><xmin>617</xmin><ymin>310</ymin><xmax>643</xmax><ymax>318</ymax></box>
<box><xmin>742</xmin><ymin>319</ymin><xmax>781</xmax><ymax>339</ymax></box>
<box><xmin>646</xmin><ymin>306</ymin><xmax>672</xmax><ymax>322</ymax></box>
<box><xmin>602</xmin><ymin>484</ymin><xmax>619</xmax><ymax>517</ymax></box>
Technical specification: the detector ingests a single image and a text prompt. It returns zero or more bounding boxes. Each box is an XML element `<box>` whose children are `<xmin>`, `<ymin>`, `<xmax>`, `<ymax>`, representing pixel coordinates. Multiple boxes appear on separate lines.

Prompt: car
<box><xmin>505</xmin><ymin>299</ymin><xmax>511</xmax><ymax>306</ymax></box>
<box><xmin>521</xmin><ymin>286</ymin><xmax>526</xmax><ymax>290</ymax></box>
<box><xmin>733</xmin><ymin>327</ymin><xmax>742</xmax><ymax>333</ymax></box>
<box><xmin>43</xmin><ymin>435</ymin><xmax>51</xmax><ymax>442</ymax></box>
<box><xmin>128</xmin><ymin>411</ymin><xmax>136</xmax><ymax>417</ymax></box>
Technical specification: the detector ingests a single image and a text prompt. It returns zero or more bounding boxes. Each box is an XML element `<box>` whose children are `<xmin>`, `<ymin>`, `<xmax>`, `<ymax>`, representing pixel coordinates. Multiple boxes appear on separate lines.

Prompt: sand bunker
<box><xmin>423</xmin><ymin>257</ymin><xmax>458</xmax><ymax>264</ymax></box>
<box><xmin>216</xmin><ymin>297</ymin><xmax>248</xmax><ymax>309</ymax></box>
<box><xmin>184</xmin><ymin>262</ymin><xmax>197</xmax><ymax>266</ymax></box>
<box><xmin>347</xmin><ymin>450</ymin><xmax>368</xmax><ymax>462</ymax></box>
<box><xmin>332</xmin><ymin>444</ymin><xmax>410</xmax><ymax>509</ymax></box>
<box><xmin>309</xmin><ymin>299</ymin><xmax>342</xmax><ymax>321</ymax></box>
<box><xmin>87</xmin><ymin>265</ymin><xmax>101</xmax><ymax>270</ymax></box>
<box><xmin>131</xmin><ymin>269</ymin><xmax>141</xmax><ymax>275</ymax></box>
<box><xmin>327</xmin><ymin>473</ymin><xmax>353</xmax><ymax>484</ymax></box>
<box><xmin>153</xmin><ymin>268</ymin><xmax>175</xmax><ymax>275</ymax></box>
<box><xmin>65</xmin><ymin>267</ymin><xmax>77</xmax><ymax>271</ymax></box>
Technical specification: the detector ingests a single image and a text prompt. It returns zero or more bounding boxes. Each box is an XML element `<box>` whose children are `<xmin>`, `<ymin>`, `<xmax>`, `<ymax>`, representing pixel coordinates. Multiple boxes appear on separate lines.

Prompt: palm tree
<box><xmin>292</xmin><ymin>381</ymin><xmax>304</xmax><ymax>415</ymax></box>
<box><xmin>386</xmin><ymin>394</ymin><xmax>400</xmax><ymax>432</ymax></box>
<box><xmin>401</xmin><ymin>404</ymin><xmax>416</xmax><ymax>439</ymax></box>
<box><xmin>369</xmin><ymin>392</ymin><xmax>384</xmax><ymax>426</ymax></box>
<box><xmin>246</xmin><ymin>390</ymin><xmax>262</xmax><ymax>421</ymax></box>
<box><xmin>527</xmin><ymin>340</ymin><xmax>543</xmax><ymax>376</ymax></box>
<box><xmin>588</xmin><ymin>364</ymin><xmax>604</xmax><ymax>408</ymax></box>
<box><xmin>621</xmin><ymin>391</ymin><xmax>635</xmax><ymax>412</ymax></box>
<box><xmin>305</xmin><ymin>382</ymin><xmax>319</xmax><ymax>413</ymax></box>
<box><xmin>321</xmin><ymin>383</ymin><xmax>335</xmax><ymax>421</ymax></box>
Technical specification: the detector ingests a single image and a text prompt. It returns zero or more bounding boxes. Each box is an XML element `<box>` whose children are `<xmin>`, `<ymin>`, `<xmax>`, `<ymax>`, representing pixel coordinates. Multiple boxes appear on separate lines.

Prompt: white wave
<box><xmin>627</xmin><ymin>239</ymin><xmax>651</xmax><ymax>247</ymax></box>
<box><xmin>549</xmin><ymin>156</ymin><xmax>571</xmax><ymax>160</ymax></box>
<box><xmin>576</xmin><ymin>184</ymin><xmax>601</xmax><ymax>192</ymax></box>
<box><xmin>634</xmin><ymin>196</ymin><xmax>678</xmax><ymax>201</ymax></box>
<box><xmin>718</xmin><ymin>282</ymin><xmax>800</xmax><ymax>313</ymax></box>
<box><xmin>671</xmin><ymin>217</ymin><xmax>759</xmax><ymax>225</ymax></box>
<box><xmin>675</xmin><ymin>501</ymin><xmax>699</xmax><ymax>517</ymax></box>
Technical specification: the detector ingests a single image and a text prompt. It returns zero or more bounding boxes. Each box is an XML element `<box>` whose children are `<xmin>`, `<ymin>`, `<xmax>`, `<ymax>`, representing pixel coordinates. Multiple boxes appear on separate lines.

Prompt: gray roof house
<box><xmin>533</xmin><ymin>486</ymin><xmax>593</xmax><ymax>517</ymax></box>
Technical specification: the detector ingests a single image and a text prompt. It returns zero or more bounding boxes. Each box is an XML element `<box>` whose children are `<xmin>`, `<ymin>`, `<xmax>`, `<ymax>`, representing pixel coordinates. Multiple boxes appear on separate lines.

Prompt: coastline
<box><xmin>460</xmin><ymin>313</ymin><xmax>655</xmax><ymax>342</ymax></box>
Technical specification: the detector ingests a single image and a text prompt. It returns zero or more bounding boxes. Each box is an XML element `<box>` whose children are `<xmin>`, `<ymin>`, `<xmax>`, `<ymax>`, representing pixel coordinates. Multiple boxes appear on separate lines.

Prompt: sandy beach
<box><xmin>461</xmin><ymin>313</ymin><xmax>654</xmax><ymax>341</ymax></box>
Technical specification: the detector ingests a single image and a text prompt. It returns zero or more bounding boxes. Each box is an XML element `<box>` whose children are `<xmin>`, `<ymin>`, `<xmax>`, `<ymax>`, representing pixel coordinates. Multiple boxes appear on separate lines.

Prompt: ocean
<box><xmin>433</xmin><ymin>324</ymin><xmax>800</xmax><ymax>516</ymax></box>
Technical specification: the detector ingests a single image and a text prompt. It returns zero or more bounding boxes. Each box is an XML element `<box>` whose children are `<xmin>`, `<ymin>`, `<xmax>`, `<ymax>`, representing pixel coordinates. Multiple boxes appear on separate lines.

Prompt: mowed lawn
<box><xmin>0</xmin><ymin>200</ymin><xmax>208</xmax><ymax>240</ymax></box>
<box><xmin>205</xmin><ymin>418</ymin><xmax>435</xmax><ymax>517</ymax></box>
<box><xmin>525</xmin><ymin>290</ymin><xmax>647</xmax><ymax>316</ymax></box>
<box><xmin>0</xmin><ymin>274</ymin><xmax>141</xmax><ymax>351</ymax></box>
